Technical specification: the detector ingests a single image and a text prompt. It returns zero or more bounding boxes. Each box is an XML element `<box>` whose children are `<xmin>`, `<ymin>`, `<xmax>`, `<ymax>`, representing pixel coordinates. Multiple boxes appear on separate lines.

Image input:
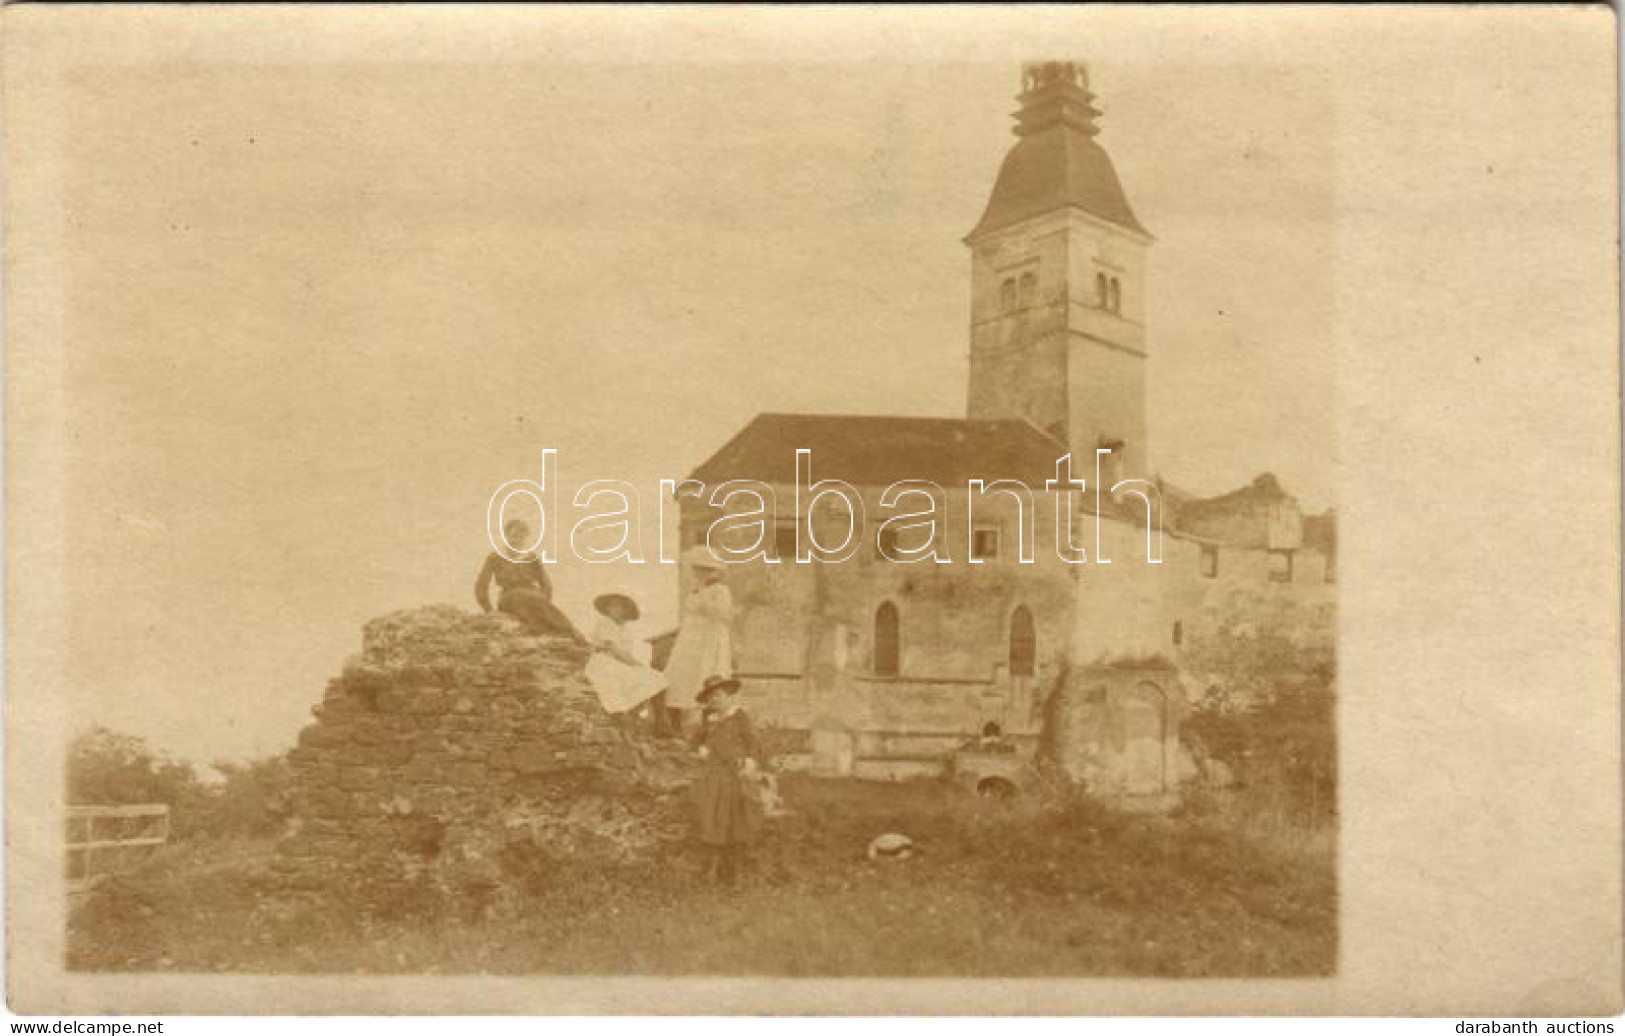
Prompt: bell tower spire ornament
<box><xmin>1015</xmin><ymin>60</ymin><xmax>1102</xmax><ymax>138</ymax></box>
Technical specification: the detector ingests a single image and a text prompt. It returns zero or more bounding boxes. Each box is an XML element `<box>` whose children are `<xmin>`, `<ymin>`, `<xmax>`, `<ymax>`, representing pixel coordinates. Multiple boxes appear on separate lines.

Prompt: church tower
<box><xmin>966</xmin><ymin>62</ymin><xmax>1152</xmax><ymax>481</ymax></box>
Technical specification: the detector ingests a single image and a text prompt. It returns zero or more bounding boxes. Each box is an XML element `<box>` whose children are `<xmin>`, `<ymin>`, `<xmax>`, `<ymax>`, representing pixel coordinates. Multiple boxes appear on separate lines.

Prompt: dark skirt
<box><xmin>692</xmin><ymin>763</ymin><xmax>756</xmax><ymax>846</ymax></box>
<box><xmin>498</xmin><ymin>587</ymin><xmax>579</xmax><ymax>638</ymax></box>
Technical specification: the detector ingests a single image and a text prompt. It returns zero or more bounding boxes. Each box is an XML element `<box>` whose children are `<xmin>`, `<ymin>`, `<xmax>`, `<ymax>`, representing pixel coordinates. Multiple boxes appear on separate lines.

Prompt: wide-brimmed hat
<box><xmin>696</xmin><ymin>675</ymin><xmax>741</xmax><ymax>704</ymax></box>
<box><xmin>592</xmin><ymin>592</ymin><xmax>640</xmax><ymax>620</ymax></box>
<box><xmin>684</xmin><ymin>544</ymin><xmax>726</xmax><ymax>572</ymax></box>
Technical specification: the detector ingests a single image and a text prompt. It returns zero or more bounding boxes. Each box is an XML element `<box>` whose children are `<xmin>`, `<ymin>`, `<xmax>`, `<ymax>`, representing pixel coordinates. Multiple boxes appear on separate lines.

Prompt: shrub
<box><xmin>1181</xmin><ymin>589</ymin><xmax>1336</xmax><ymax>828</ymax></box>
<box><xmin>197</xmin><ymin>755</ymin><xmax>295</xmax><ymax>839</ymax></box>
<box><xmin>67</xmin><ymin>728</ymin><xmax>216</xmax><ymax>837</ymax></box>
<box><xmin>1187</xmin><ymin>679</ymin><xmax>1335</xmax><ymax>828</ymax></box>
<box><xmin>67</xmin><ymin>727</ymin><xmax>293</xmax><ymax>841</ymax></box>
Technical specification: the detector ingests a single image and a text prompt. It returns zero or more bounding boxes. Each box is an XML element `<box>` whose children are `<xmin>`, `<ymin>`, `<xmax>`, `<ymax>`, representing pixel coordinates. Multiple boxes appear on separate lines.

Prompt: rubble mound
<box><xmin>275</xmin><ymin>605</ymin><xmax>694</xmax><ymax>916</ymax></box>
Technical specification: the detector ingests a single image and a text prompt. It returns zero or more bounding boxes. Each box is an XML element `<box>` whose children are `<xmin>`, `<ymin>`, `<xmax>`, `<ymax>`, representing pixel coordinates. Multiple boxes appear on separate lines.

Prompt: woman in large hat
<box><xmin>583</xmin><ymin>591</ymin><xmax>667</xmax><ymax>718</ymax></box>
<box><xmin>656</xmin><ymin>545</ymin><xmax>734</xmax><ymax>735</ymax></box>
<box><xmin>691</xmin><ymin>675</ymin><xmax>761</xmax><ymax>883</ymax></box>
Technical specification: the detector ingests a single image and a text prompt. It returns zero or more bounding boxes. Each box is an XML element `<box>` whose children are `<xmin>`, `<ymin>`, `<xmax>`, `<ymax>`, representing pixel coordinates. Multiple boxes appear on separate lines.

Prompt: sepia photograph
<box><xmin>4</xmin><ymin>4</ymin><xmax>1617</xmax><ymax>1020</ymax></box>
<box><xmin>50</xmin><ymin>47</ymin><xmax>1337</xmax><ymax>978</ymax></box>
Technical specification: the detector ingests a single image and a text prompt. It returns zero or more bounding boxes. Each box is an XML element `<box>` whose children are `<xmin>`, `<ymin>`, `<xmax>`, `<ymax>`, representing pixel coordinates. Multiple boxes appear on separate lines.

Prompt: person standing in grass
<box><xmin>658</xmin><ymin>546</ymin><xmax>734</xmax><ymax>735</ymax></box>
<box><xmin>691</xmin><ymin>675</ymin><xmax>761</xmax><ymax>883</ymax></box>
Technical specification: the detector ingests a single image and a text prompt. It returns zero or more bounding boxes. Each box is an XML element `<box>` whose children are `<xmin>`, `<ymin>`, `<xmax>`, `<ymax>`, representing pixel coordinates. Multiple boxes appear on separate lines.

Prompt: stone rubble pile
<box><xmin>274</xmin><ymin>605</ymin><xmax>694</xmax><ymax>914</ymax></box>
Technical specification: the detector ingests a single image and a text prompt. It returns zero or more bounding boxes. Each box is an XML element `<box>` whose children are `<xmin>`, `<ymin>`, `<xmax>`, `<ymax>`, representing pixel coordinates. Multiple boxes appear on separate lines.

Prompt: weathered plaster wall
<box><xmin>676</xmin><ymin>477</ymin><xmax>1332</xmax><ymax>785</ymax></box>
<box><xmin>681</xmin><ymin>484</ymin><xmax>1076</xmax><ymax>754</ymax></box>
<box><xmin>1048</xmin><ymin>661</ymin><xmax>1188</xmax><ymax>795</ymax></box>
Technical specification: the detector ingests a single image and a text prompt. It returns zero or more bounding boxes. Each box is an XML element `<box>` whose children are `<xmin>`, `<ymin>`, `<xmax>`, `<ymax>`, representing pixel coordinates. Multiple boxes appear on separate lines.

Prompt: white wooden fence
<box><xmin>65</xmin><ymin>804</ymin><xmax>170</xmax><ymax>890</ymax></box>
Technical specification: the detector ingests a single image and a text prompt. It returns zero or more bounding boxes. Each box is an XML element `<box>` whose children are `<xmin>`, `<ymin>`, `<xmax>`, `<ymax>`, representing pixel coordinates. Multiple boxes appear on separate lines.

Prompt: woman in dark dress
<box><xmin>473</xmin><ymin>520</ymin><xmax>583</xmax><ymax>641</ymax></box>
<box><xmin>691</xmin><ymin>676</ymin><xmax>762</xmax><ymax>883</ymax></box>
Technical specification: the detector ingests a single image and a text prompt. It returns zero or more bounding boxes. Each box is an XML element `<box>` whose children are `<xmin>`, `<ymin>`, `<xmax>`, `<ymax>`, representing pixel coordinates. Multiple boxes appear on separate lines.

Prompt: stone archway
<box><xmin>1120</xmin><ymin>681</ymin><xmax>1167</xmax><ymax>794</ymax></box>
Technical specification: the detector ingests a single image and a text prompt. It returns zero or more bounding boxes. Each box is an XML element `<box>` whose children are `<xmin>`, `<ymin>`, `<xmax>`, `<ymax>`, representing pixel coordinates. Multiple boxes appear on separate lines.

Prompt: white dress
<box><xmin>661</xmin><ymin>582</ymin><xmax>734</xmax><ymax>710</ymax></box>
<box><xmin>584</xmin><ymin>615</ymin><xmax>667</xmax><ymax>714</ymax></box>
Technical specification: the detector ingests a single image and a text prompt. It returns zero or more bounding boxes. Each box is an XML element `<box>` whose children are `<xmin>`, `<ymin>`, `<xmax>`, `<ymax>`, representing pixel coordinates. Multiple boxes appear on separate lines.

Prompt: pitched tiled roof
<box><xmin>690</xmin><ymin>413</ymin><xmax>1069</xmax><ymax>487</ymax></box>
<box><xmin>688</xmin><ymin>412</ymin><xmax>1151</xmax><ymax>525</ymax></box>
<box><xmin>968</xmin><ymin>127</ymin><xmax>1148</xmax><ymax>241</ymax></box>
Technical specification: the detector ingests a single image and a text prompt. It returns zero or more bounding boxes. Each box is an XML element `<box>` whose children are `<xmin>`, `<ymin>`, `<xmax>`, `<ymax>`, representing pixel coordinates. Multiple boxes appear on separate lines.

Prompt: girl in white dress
<box><xmin>584</xmin><ymin>593</ymin><xmax>667</xmax><ymax>716</ymax></box>
<box><xmin>659</xmin><ymin>547</ymin><xmax>734</xmax><ymax>734</ymax></box>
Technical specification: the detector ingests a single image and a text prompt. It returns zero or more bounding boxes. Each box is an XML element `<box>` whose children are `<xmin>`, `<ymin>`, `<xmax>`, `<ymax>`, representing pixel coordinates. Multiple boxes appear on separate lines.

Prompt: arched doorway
<box><xmin>1121</xmin><ymin>682</ymin><xmax>1167</xmax><ymax>793</ymax></box>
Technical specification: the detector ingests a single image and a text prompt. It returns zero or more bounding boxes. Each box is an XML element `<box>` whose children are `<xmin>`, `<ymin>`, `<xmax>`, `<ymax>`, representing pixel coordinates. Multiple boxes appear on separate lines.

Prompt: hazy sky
<box><xmin>61</xmin><ymin>58</ymin><xmax>1332</xmax><ymax>761</ymax></box>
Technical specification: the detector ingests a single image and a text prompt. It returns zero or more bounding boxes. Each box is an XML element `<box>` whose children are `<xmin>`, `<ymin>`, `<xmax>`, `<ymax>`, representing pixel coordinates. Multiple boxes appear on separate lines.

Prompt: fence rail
<box><xmin>66</xmin><ymin>803</ymin><xmax>170</xmax><ymax>891</ymax></box>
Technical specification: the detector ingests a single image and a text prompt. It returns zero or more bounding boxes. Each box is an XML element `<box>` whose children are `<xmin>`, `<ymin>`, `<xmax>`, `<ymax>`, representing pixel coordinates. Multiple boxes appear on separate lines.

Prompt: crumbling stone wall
<box><xmin>274</xmin><ymin>605</ymin><xmax>691</xmax><ymax>916</ymax></box>
<box><xmin>1045</xmin><ymin>659</ymin><xmax>1192</xmax><ymax>796</ymax></box>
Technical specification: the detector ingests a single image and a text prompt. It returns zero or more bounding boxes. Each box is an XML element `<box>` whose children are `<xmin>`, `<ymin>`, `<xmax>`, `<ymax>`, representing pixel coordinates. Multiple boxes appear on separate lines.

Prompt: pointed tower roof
<box><xmin>967</xmin><ymin>61</ymin><xmax>1149</xmax><ymax>242</ymax></box>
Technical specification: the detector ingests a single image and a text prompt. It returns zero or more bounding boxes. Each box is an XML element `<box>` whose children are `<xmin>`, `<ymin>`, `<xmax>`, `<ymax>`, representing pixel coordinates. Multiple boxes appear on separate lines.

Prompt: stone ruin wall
<box><xmin>1046</xmin><ymin>661</ymin><xmax>1194</xmax><ymax>796</ymax></box>
<box><xmin>271</xmin><ymin>597</ymin><xmax>1264</xmax><ymax>902</ymax></box>
<box><xmin>273</xmin><ymin>605</ymin><xmax>692</xmax><ymax>914</ymax></box>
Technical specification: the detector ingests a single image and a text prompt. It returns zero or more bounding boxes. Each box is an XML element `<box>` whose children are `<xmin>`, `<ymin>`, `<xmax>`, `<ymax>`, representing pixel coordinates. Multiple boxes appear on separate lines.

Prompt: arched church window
<box><xmin>1000</xmin><ymin>278</ymin><xmax>1017</xmax><ymax>312</ymax></box>
<box><xmin>1109</xmin><ymin>277</ymin><xmax>1122</xmax><ymax>314</ymax></box>
<box><xmin>874</xmin><ymin>601</ymin><xmax>900</xmax><ymax>677</ymax></box>
<box><xmin>1018</xmin><ymin>271</ymin><xmax>1037</xmax><ymax>307</ymax></box>
<box><xmin>1009</xmin><ymin>605</ymin><xmax>1036</xmax><ymax>677</ymax></box>
<box><xmin>1095</xmin><ymin>272</ymin><xmax>1109</xmax><ymax>308</ymax></box>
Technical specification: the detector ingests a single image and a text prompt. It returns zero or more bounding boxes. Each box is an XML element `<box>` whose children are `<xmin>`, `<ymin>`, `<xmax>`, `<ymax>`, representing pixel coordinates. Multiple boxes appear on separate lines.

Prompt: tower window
<box><xmin>1172</xmin><ymin>620</ymin><xmax>1184</xmax><ymax>646</ymax></box>
<box><xmin>874</xmin><ymin>601</ymin><xmax>900</xmax><ymax>677</ymax></box>
<box><xmin>1009</xmin><ymin>605</ymin><xmax>1036</xmax><ymax>677</ymax></box>
<box><xmin>1095</xmin><ymin>272</ymin><xmax>1109</xmax><ymax>309</ymax></box>
<box><xmin>1324</xmin><ymin>554</ymin><xmax>1337</xmax><ymax>584</ymax></box>
<box><xmin>1000</xmin><ymin>278</ymin><xmax>1017</xmax><ymax>312</ymax></box>
<box><xmin>1109</xmin><ymin>277</ymin><xmax>1122</xmax><ymax>314</ymax></box>
<box><xmin>1200</xmin><ymin>545</ymin><xmax>1219</xmax><ymax>579</ymax></box>
<box><xmin>1018</xmin><ymin>271</ymin><xmax>1037</xmax><ymax>307</ymax></box>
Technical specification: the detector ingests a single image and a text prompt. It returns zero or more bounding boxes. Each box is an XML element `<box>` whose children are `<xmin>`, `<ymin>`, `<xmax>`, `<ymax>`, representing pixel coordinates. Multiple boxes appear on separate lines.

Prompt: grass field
<box><xmin>68</xmin><ymin>776</ymin><xmax>1335</xmax><ymax>977</ymax></box>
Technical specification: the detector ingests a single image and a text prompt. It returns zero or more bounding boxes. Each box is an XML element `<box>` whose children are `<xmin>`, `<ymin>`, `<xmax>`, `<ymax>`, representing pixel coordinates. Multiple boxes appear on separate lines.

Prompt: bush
<box><xmin>68</xmin><ymin>728</ymin><xmax>215</xmax><ymax>836</ymax></box>
<box><xmin>67</xmin><ymin>727</ymin><xmax>292</xmax><ymax>841</ymax></box>
<box><xmin>1180</xmin><ymin>590</ymin><xmax>1336</xmax><ymax>828</ymax></box>
<box><xmin>1187</xmin><ymin>678</ymin><xmax>1335</xmax><ymax>827</ymax></box>
<box><xmin>199</xmin><ymin>756</ymin><xmax>295</xmax><ymax>839</ymax></box>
